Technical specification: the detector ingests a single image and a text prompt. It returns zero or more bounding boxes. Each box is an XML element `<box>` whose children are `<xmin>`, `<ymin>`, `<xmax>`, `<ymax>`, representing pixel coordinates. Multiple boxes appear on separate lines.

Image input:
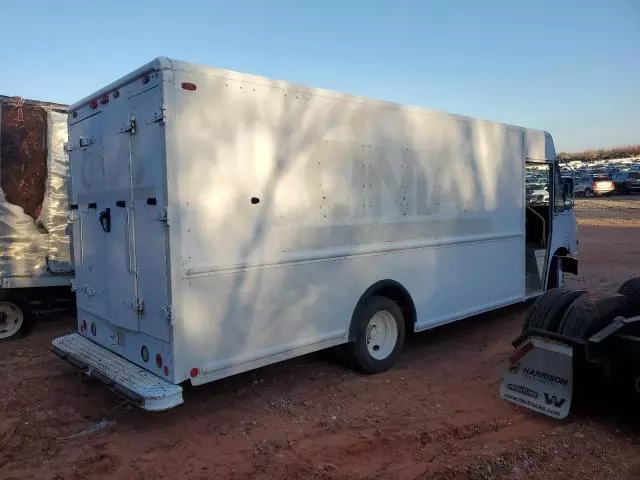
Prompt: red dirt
<box><xmin>1</xmin><ymin>197</ymin><xmax>639</xmax><ymax>480</ymax></box>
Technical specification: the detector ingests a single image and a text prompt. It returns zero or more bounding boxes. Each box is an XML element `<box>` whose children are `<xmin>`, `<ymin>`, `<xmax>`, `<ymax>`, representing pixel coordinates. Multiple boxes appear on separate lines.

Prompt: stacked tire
<box><xmin>523</xmin><ymin>285</ymin><xmax>635</xmax><ymax>340</ymax></box>
<box><xmin>522</xmin><ymin>288</ymin><xmax>587</xmax><ymax>335</ymax></box>
<box><xmin>617</xmin><ymin>277</ymin><xmax>640</xmax><ymax>315</ymax></box>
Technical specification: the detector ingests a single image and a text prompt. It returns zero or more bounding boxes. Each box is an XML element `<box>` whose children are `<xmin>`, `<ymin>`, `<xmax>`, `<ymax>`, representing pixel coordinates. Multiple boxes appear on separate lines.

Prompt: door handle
<box><xmin>99</xmin><ymin>208</ymin><xmax>111</xmax><ymax>233</ymax></box>
<box><xmin>125</xmin><ymin>207</ymin><xmax>136</xmax><ymax>273</ymax></box>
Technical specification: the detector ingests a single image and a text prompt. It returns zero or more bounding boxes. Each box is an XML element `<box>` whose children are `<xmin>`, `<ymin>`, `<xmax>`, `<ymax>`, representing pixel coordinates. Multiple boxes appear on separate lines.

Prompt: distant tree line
<box><xmin>557</xmin><ymin>145</ymin><xmax>640</xmax><ymax>162</ymax></box>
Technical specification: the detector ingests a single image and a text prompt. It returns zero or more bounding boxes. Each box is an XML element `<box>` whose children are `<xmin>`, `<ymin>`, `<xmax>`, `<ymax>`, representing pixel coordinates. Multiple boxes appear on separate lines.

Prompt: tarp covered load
<box><xmin>0</xmin><ymin>96</ymin><xmax>73</xmax><ymax>278</ymax></box>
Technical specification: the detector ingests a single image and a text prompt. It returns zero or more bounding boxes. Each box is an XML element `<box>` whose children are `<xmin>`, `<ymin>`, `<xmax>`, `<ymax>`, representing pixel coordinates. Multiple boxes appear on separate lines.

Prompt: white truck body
<box><xmin>53</xmin><ymin>57</ymin><xmax>577</xmax><ymax>410</ymax></box>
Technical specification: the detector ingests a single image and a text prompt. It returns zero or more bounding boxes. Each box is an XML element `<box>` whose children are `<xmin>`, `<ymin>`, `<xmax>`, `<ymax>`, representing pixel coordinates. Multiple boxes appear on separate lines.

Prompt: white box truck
<box><xmin>52</xmin><ymin>57</ymin><xmax>578</xmax><ymax>411</ymax></box>
<box><xmin>0</xmin><ymin>95</ymin><xmax>74</xmax><ymax>341</ymax></box>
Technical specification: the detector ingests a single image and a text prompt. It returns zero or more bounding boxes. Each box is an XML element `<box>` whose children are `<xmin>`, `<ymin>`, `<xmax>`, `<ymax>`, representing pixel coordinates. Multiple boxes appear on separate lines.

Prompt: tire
<box><xmin>618</xmin><ymin>277</ymin><xmax>640</xmax><ymax>313</ymax></box>
<box><xmin>523</xmin><ymin>288</ymin><xmax>587</xmax><ymax>333</ymax></box>
<box><xmin>344</xmin><ymin>296</ymin><xmax>405</xmax><ymax>374</ymax></box>
<box><xmin>0</xmin><ymin>293</ymin><xmax>33</xmax><ymax>342</ymax></box>
<box><xmin>557</xmin><ymin>293</ymin><xmax>631</xmax><ymax>340</ymax></box>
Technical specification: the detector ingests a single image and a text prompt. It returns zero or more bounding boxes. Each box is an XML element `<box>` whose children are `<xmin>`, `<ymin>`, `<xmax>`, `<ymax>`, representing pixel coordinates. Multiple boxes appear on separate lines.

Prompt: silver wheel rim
<box><xmin>0</xmin><ymin>301</ymin><xmax>24</xmax><ymax>339</ymax></box>
<box><xmin>366</xmin><ymin>310</ymin><xmax>398</xmax><ymax>360</ymax></box>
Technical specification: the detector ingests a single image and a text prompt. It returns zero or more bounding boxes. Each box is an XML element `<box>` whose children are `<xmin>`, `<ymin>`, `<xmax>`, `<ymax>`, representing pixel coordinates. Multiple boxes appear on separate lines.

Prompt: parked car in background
<box><xmin>613</xmin><ymin>171</ymin><xmax>640</xmax><ymax>194</ymax></box>
<box><xmin>612</xmin><ymin>172</ymin><xmax>631</xmax><ymax>194</ymax></box>
<box><xmin>574</xmin><ymin>173</ymin><xmax>615</xmax><ymax>197</ymax></box>
<box><xmin>526</xmin><ymin>184</ymin><xmax>549</xmax><ymax>204</ymax></box>
<box><xmin>591</xmin><ymin>174</ymin><xmax>615</xmax><ymax>196</ymax></box>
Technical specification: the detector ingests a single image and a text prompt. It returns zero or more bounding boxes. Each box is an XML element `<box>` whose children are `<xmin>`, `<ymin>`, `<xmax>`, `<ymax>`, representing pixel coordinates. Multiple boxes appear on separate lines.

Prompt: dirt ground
<box><xmin>1</xmin><ymin>197</ymin><xmax>640</xmax><ymax>480</ymax></box>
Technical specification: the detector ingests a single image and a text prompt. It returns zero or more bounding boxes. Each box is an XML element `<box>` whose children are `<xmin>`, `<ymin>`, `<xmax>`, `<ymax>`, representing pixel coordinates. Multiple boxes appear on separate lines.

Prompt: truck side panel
<box><xmin>163</xmin><ymin>67</ymin><xmax>528</xmax><ymax>382</ymax></box>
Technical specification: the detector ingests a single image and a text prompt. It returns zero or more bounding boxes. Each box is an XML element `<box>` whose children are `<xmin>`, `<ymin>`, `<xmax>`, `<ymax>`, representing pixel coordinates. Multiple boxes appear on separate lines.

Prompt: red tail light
<box><xmin>155</xmin><ymin>353</ymin><xmax>163</xmax><ymax>368</ymax></box>
<box><xmin>99</xmin><ymin>94</ymin><xmax>109</xmax><ymax>105</ymax></box>
<box><xmin>181</xmin><ymin>82</ymin><xmax>197</xmax><ymax>91</ymax></box>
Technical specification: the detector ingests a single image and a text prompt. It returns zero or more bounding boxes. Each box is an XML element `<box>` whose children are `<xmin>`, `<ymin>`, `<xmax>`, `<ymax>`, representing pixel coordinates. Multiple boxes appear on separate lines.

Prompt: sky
<box><xmin>1</xmin><ymin>0</ymin><xmax>638</xmax><ymax>152</ymax></box>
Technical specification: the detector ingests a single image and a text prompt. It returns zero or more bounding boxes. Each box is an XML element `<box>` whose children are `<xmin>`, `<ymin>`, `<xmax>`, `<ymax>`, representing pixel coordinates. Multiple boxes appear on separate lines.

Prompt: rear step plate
<box><xmin>52</xmin><ymin>333</ymin><xmax>183</xmax><ymax>411</ymax></box>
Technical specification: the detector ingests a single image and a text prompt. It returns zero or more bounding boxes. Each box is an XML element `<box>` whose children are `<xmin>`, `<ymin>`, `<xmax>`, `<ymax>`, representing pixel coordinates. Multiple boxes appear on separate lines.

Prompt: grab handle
<box><xmin>99</xmin><ymin>208</ymin><xmax>111</xmax><ymax>233</ymax></box>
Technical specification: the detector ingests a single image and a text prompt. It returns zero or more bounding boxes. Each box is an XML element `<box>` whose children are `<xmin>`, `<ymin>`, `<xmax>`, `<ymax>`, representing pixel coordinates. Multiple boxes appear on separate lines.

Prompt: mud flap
<box><xmin>500</xmin><ymin>337</ymin><xmax>573</xmax><ymax>419</ymax></box>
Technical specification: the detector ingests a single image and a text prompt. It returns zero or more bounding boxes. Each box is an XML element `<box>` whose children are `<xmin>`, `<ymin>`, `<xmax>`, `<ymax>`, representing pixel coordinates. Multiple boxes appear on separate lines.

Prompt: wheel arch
<box><xmin>348</xmin><ymin>279</ymin><xmax>417</xmax><ymax>341</ymax></box>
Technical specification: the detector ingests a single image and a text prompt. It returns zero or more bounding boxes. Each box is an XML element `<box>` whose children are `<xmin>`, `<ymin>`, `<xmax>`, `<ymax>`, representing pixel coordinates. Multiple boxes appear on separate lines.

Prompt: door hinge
<box><xmin>120</xmin><ymin>116</ymin><xmax>137</xmax><ymax>135</ymax></box>
<box><xmin>148</xmin><ymin>109</ymin><xmax>166</xmax><ymax>125</ymax></box>
<box><xmin>161</xmin><ymin>305</ymin><xmax>174</xmax><ymax>324</ymax></box>
<box><xmin>68</xmin><ymin>210</ymin><xmax>79</xmax><ymax>222</ymax></box>
<box><xmin>156</xmin><ymin>207</ymin><xmax>169</xmax><ymax>224</ymax></box>
<box><xmin>134</xmin><ymin>298</ymin><xmax>145</xmax><ymax>315</ymax></box>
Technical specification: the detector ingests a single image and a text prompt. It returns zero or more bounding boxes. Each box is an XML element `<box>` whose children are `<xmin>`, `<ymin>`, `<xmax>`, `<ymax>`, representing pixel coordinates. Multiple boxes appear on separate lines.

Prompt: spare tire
<box><xmin>557</xmin><ymin>293</ymin><xmax>631</xmax><ymax>340</ymax></box>
<box><xmin>617</xmin><ymin>277</ymin><xmax>640</xmax><ymax>314</ymax></box>
<box><xmin>523</xmin><ymin>288</ymin><xmax>587</xmax><ymax>334</ymax></box>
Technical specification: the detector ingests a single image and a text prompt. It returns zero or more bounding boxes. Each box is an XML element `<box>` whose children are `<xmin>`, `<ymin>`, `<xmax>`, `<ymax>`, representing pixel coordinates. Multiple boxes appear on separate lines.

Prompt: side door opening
<box><xmin>525</xmin><ymin>161</ymin><xmax>552</xmax><ymax>295</ymax></box>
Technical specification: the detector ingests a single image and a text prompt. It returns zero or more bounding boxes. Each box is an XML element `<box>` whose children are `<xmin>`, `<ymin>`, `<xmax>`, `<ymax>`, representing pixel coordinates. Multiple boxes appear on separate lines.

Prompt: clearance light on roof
<box><xmin>89</xmin><ymin>99</ymin><xmax>98</xmax><ymax>109</ymax></box>
<box><xmin>142</xmin><ymin>75</ymin><xmax>150</xmax><ymax>85</ymax></box>
<box><xmin>100</xmin><ymin>94</ymin><xmax>109</xmax><ymax>105</ymax></box>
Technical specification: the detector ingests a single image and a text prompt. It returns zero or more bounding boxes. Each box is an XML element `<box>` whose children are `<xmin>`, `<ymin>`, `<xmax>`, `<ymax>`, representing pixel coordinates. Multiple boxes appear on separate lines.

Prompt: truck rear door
<box><xmin>70</xmin><ymin>80</ymin><xmax>170</xmax><ymax>343</ymax></box>
<box><xmin>70</xmin><ymin>103</ymin><xmax>138</xmax><ymax>332</ymax></box>
<box><xmin>128</xmin><ymin>86</ymin><xmax>171</xmax><ymax>343</ymax></box>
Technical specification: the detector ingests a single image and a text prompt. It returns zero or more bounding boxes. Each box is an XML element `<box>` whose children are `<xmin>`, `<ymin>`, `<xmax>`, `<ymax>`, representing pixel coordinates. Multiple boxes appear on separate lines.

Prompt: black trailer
<box><xmin>500</xmin><ymin>277</ymin><xmax>640</xmax><ymax>418</ymax></box>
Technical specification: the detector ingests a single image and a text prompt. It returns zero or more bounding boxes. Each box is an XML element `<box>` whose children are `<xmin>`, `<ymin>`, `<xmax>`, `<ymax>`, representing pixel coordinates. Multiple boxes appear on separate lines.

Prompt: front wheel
<box><xmin>344</xmin><ymin>296</ymin><xmax>405</xmax><ymax>374</ymax></box>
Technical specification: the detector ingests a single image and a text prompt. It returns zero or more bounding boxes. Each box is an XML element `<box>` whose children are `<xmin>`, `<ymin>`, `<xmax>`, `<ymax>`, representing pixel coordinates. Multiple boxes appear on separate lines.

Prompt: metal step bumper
<box><xmin>52</xmin><ymin>333</ymin><xmax>183</xmax><ymax>412</ymax></box>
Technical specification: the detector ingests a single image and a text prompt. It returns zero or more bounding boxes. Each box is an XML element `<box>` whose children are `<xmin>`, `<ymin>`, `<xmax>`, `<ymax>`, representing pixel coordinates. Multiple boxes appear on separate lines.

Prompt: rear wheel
<box><xmin>523</xmin><ymin>288</ymin><xmax>587</xmax><ymax>333</ymax></box>
<box><xmin>0</xmin><ymin>293</ymin><xmax>33</xmax><ymax>342</ymax></box>
<box><xmin>344</xmin><ymin>296</ymin><xmax>405</xmax><ymax>374</ymax></box>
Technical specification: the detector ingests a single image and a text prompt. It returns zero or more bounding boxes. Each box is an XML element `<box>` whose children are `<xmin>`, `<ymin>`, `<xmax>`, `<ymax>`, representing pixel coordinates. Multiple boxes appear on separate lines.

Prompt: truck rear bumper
<box><xmin>52</xmin><ymin>333</ymin><xmax>183</xmax><ymax>411</ymax></box>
